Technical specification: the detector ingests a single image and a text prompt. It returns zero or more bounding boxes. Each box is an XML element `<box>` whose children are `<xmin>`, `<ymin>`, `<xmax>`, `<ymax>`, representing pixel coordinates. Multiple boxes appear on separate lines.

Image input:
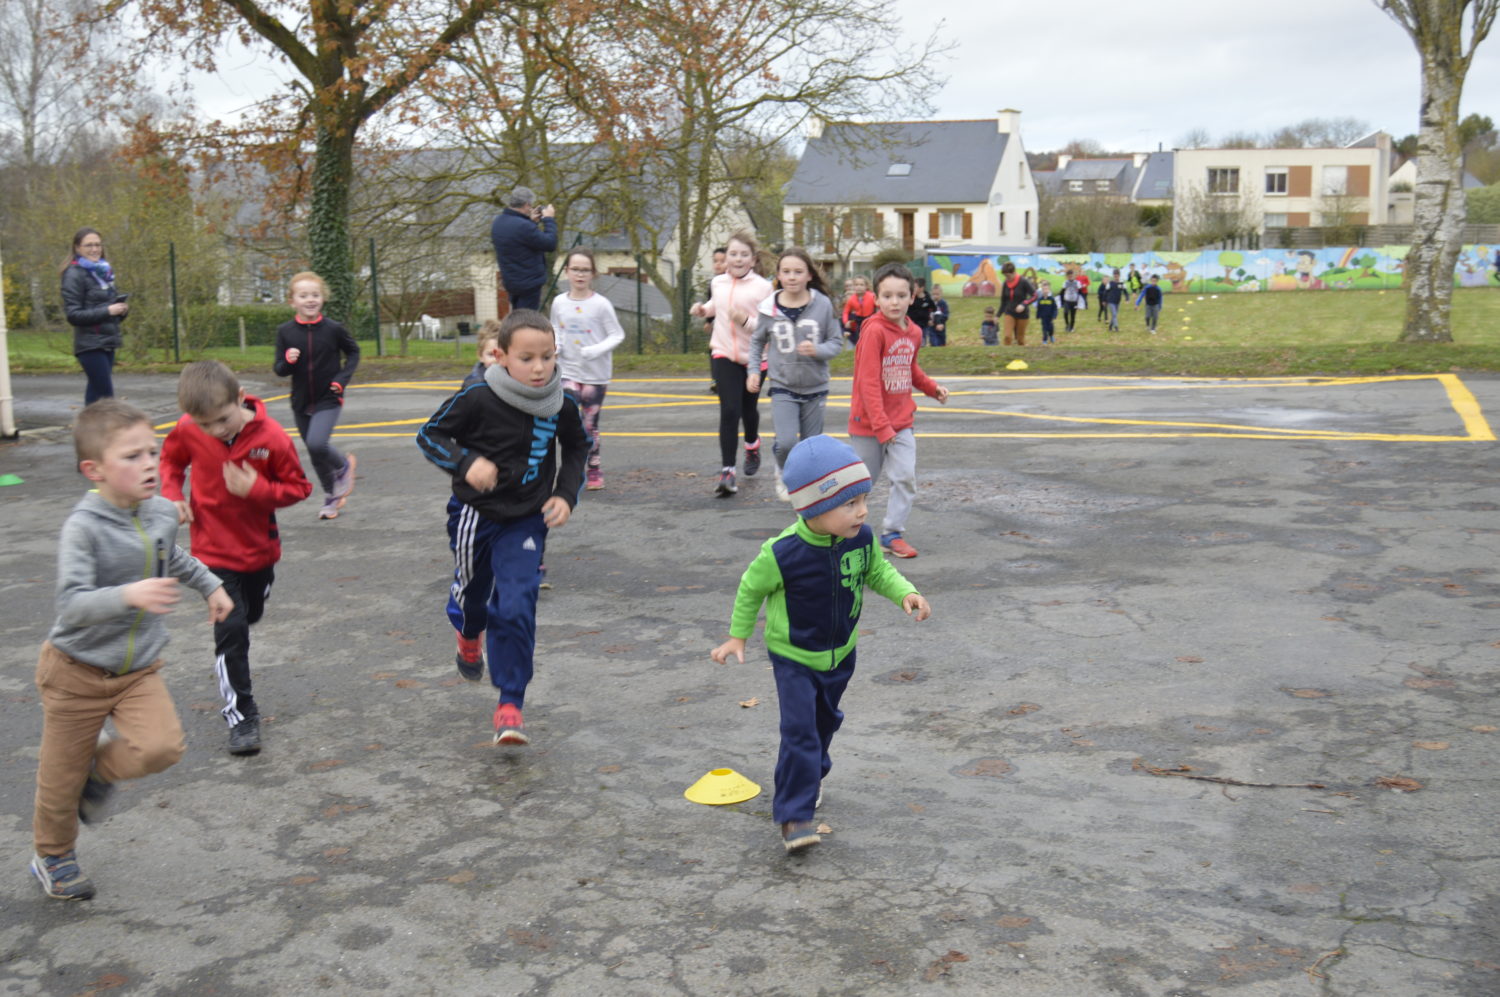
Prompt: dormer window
<box><xmin>887</xmin><ymin>163</ymin><xmax>912</xmax><ymax>177</ymax></box>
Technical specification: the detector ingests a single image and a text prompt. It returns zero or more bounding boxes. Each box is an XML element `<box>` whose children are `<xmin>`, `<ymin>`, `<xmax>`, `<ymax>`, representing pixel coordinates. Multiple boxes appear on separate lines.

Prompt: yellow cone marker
<box><xmin>685</xmin><ymin>768</ymin><xmax>761</xmax><ymax>805</ymax></box>
<box><xmin>1006</xmin><ymin>359</ymin><xmax>1029</xmax><ymax>371</ymax></box>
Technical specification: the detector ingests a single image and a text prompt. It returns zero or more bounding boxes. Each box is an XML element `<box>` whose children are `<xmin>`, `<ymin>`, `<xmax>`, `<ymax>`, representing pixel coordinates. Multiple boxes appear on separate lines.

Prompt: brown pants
<box><xmin>1002</xmin><ymin>314</ymin><xmax>1029</xmax><ymax>346</ymax></box>
<box><xmin>33</xmin><ymin>643</ymin><xmax>185</xmax><ymax>857</ymax></box>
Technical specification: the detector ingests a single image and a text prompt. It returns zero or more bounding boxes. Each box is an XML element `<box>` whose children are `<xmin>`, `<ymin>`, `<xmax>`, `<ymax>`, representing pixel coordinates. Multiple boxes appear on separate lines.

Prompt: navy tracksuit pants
<box><xmin>446</xmin><ymin>501</ymin><xmax>547</xmax><ymax>708</ymax></box>
<box><xmin>770</xmin><ymin>649</ymin><xmax>856</xmax><ymax>824</ymax></box>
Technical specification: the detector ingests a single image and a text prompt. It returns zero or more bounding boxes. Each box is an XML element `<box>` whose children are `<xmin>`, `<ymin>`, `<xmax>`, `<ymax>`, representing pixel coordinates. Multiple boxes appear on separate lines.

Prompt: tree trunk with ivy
<box><xmin>309</xmin><ymin>126</ymin><xmax>356</xmax><ymax>323</ymax></box>
<box><xmin>1377</xmin><ymin>0</ymin><xmax>1499</xmax><ymax>343</ymax></box>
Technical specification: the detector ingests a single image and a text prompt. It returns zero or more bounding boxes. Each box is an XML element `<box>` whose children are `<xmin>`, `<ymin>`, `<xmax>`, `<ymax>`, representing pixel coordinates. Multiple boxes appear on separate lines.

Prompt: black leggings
<box><xmin>710</xmin><ymin>355</ymin><xmax>761</xmax><ymax>468</ymax></box>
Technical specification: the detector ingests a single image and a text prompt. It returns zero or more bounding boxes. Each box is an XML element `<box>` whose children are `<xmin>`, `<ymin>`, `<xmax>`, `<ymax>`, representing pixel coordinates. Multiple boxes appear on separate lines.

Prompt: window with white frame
<box><xmin>848</xmin><ymin>210</ymin><xmax>877</xmax><ymax>241</ymax></box>
<box><xmin>939</xmin><ymin>210</ymin><xmax>963</xmax><ymax>238</ymax></box>
<box><xmin>1263</xmin><ymin>213</ymin><xmax>1288</xmax><ymax>229</ymax></box>
<box><xmin>1024</xmin><ymin>210</ymin><xmax>1030</xmax><ymax>236</ymax></box>
<box><xmin>1265</xmin><ymin>167</ymin><xmax>1288</xmax><ymax>195</ymax></box>
<box><xmin>1322</xmin><ymin>165</ymin><xmax>1348</xmax><ymax>196</ymax></box>
<box><xmin>1208</xmin><ymin>168</ymin><xmax>1240</xmax><ymax>195</ymax></box>
<box><xmin>1068</xmin><ymin>180</ymin><xmax>1083</xmax><ymax>192</ymax></box>
<box><xmin>1095</xmin><ymin>180</ymin><xmax>1110</xmax><ymax>192</ymax></box>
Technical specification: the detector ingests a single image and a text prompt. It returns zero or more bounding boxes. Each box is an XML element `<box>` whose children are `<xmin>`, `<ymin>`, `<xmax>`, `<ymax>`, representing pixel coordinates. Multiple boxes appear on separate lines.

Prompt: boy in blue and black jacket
<box><xmin>417</xmin><ymin>309</ymin><xmax>588</xmax><ymax>747</ymax></box>
<box><xmin>1035</xmin><ymin>282</ymin><xmax>1058</xmax><ymax>343</ymax></box>
<box><xmin>712</xmin><ymin>435</ymin><xmax>931</xmax><ymax>853</ymax></box>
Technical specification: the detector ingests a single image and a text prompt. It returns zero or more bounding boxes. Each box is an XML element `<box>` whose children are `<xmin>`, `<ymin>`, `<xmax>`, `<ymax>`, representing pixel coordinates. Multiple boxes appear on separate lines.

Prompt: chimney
<box><xmin>1057</xmin><ymin>154</ymin><xmax>1072</xmax><ymax>169</ymax></box>
<box><xmin>1133</xmin><ymin>152</ymin><xmax>1146</xmax><ymax>167</ymax></box>
<box><xmin>996</xmin><ymin>108</ymin><xmax>1021</xmax><ymax>135</ymax></box>
<box><xmin>806</xmin><ymin>116</ymin><xmax>825</xmax><ymax>140</ymax></box>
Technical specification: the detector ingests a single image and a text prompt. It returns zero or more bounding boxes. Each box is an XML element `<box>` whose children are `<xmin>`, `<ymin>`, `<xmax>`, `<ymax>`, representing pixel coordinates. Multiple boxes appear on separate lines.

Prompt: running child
<box><xmin>272</xmin><ymin>272</ymin><xmax>360</xmax><ymax>520</ymax></box>
<box><xmin>444</xmin><ymin>320</ymin><xmax>507</xmax><ymax>680</ymax></box>
<box><xmin>746</xmin><ymin>247</ymin><xmax>844</xmax><ymax>501</ymax></box>
<box><xmin>711</xmin><ymin>434</ymin><xmax>931</xmax><ymax>853</ymax></box>
<box><xmin>550</xmin><ymin>248</ymin><xmax>625</xmax><ymax>491</ymax></box>
<box><xmin>690</xmin><ymin>231</ymin><xmax>773</xmax><ymax>497</ymax></box>
<box><xmin>841</xmin><ymin>276</ymin><xmax>876</xmax><ymax>344</ymax></box>
<box><xmin>160</xmin><ymin>361</ymin><xmax>312</xmax><ymax>755</ymax></box>
<box><xmin>31</xmin><ymin>400</ymin><xmax>232</xmax><ymax>900</ymax></box>
<box><xmin>1134</xmin><ymin>273</ymin><xmax>1164</xmax><ymax>334</ymax></box>
<box><xmin>416</xmin><ymin>309</ymin><xmax>588</xmax><ymax>745</ymax></box>
<box><xmin>847</xmin><ymin>262</ymin><xmax>948</xmax><ymax>559</ymax></box>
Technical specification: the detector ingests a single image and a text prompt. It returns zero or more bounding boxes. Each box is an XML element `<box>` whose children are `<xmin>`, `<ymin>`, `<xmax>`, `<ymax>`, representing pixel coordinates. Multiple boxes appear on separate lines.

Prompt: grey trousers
<box><xmin>846</xmin><ymin>428</ymin><xmax>916</xmax><ymax>537</ymax></box>
<box><xmin>768</xmin><ymin>388</ymin><xmax>828</xmax><ymax>468</ymax></box>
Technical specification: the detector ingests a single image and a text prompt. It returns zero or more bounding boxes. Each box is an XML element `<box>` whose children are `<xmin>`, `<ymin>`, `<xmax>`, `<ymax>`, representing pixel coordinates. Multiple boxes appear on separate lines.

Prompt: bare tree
<box><xmin>0</xmin><ymin>0</ymin><xmax>111</xmax><ymax>169</ymax></box>
<box><xmin>1374</xmin><ymin>0</ymin><xmax>1499</xmax><ymax>342</ymax></box>
<box><xmin>1176</xmin><ymin>127</ymin><xmax>1212</xmax><ymax>150</ymax></box>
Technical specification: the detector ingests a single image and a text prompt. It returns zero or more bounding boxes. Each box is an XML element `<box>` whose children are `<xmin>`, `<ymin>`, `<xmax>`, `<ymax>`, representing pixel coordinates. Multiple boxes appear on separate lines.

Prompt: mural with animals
<box><xmin>929</xmin><ymin>245</ymin><xmax>1495</xmax><ymax>296</ymax></box>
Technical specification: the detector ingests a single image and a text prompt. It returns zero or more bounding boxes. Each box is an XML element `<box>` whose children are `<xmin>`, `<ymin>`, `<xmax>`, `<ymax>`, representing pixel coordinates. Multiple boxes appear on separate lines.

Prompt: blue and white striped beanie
<box><xmin>783</xmin><ymin>435</ymin><xmax>872</xmax><ymax>520</ymax></box>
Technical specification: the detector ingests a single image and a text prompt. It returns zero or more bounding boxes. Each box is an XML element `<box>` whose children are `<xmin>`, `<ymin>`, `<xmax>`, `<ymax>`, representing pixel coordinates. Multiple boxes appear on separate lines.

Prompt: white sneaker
<box><xmin>773</xmin><ymin>463</ymin><xmax>790</xmax><ymax>502</ymax></box>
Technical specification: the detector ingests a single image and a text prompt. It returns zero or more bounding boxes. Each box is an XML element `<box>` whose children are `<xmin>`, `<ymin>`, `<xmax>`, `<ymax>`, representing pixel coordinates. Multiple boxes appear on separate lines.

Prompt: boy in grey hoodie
<box><xmin>747</xmin><ymin>248</ymin><xmax>845</xmax><ymax>501</ymax></box>
<box><xmin>31</xmin><ymin>400</ymin><xmax>231</xmax><ymax>900</ymax></box>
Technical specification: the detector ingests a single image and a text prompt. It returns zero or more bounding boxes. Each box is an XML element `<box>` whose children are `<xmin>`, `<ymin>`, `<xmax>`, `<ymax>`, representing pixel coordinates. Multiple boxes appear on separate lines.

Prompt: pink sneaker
<box><xmin>881</xmin><ymin>534</ymin><xmax>918</xmax><ymax>558</ymax></box>
<box><xmin>493</xmin><ymin>703</ymin><xmax>529</xmax><ymax>745</ymax></box>
<box><xmin>586</xmin><ymin>468</ymin><xmax>604</xmax><ymax>490</ymax></box>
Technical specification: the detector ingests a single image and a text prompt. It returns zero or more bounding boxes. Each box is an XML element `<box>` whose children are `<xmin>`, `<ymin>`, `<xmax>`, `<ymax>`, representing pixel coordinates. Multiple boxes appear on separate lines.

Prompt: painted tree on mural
<box><xmin>1374</xmin><ymin>0</ymin><xmax>1499</xmax><ymax>343</ymax></box>
<box><xmin>92</xmin><ymin>0</ymin><xmax>503</xmax><ymax>321</ymax></box>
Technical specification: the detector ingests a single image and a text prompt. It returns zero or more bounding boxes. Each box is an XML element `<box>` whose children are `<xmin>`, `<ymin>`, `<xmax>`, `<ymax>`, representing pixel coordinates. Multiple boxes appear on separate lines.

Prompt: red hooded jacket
<box><xmin>160</xmin><ymin>394</ymin><xmax>312</xmax><ymax>572</ymax></box>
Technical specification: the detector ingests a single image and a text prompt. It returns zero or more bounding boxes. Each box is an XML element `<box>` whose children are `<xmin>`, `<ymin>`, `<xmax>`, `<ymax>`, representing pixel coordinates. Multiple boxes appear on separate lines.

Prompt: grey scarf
<box><xmin>484</xmin><ymin>362</ymin><xmax>564</xmax><ymax>417</ymax></box>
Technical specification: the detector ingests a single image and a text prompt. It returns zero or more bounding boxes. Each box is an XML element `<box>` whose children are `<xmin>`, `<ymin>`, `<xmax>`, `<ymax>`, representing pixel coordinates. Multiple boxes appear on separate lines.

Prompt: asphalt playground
<box><xmin>1</xmin><ymin>369</ymin><xmax>1497</xmax><ymax>996</ymax></box>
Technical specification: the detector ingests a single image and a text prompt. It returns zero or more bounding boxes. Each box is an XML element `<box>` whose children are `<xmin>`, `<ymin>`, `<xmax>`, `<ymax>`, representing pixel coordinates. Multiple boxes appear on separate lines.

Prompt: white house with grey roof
<box><xmin>782</xmin><ymin>111</ymin><xmax>1039</xmax><ymax>275</ymax></box>
<box><xmin>1035</xmin><ymin>150</ymin><xmax>1174</xmax><ymax>205</ymax></box>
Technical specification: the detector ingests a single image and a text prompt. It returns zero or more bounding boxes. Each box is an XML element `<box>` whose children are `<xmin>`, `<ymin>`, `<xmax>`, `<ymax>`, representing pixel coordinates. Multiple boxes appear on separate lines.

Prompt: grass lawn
<box><xmin>7</xmin><ymin>287</ymin><xmax>1499</xmax><ymax>380</ymax></box>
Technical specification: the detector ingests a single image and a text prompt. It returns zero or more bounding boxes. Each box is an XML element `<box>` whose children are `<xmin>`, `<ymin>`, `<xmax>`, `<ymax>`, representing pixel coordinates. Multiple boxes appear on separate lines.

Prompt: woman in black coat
<box><xmin>60</xmin><ymin>227</ymin><xmax>129</xmax><ymax>404</ymax></box>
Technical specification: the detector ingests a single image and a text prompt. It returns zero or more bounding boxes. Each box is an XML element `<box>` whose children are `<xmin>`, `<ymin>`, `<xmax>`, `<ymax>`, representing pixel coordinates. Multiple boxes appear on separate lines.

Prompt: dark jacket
<box><xmin>999</xmin><ymin>276</ymin><xmax>1035</xmax><ymax>319</ymax></box>
<box><xmin>490</xmin><ymin>207</ymin><xmax>558</xmax><ymax>294</ymax></box>
<box><xmin>1100</xmin><ymin>281</ymin><xmax>1126</xmax><ymax>305</ymax></box>
<box><xmin>907</xmin><ymin>290</ymin><xmax>935</xmax><ymax>327</ymax></box>
<box><xmin>61</xmin><ymin>263</ymin><xmax>124</xmax><ymax>354</ymax></box>
<box><xmin>272</xmin><ymin>317</ymin><xmax>361</xmax><ymax>415</ymax></box>
<box><xmin>416</xmin><ymin>381</ymin><xmax>588</xmax><ymax>524</ymax></box>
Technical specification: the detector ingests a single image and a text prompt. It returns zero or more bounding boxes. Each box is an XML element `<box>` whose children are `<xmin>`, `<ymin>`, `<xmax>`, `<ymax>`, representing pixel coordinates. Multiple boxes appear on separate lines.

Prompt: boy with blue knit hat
<box><xmin>712</xmin><ymin>434</ymin><xmax>932</xmax><ymax>853</ymax></box>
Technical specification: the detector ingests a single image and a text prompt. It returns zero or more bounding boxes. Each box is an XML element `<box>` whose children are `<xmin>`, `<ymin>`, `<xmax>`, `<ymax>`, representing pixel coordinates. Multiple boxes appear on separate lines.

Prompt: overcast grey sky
<box><xmin>187</xmin><ymin>0</ymin><xmax>1499</xmax><ymax>156</ymax></box>
<box><xmin>896</xmin><ymin>0</ymin><xmax>1500</xmax><ymax>152</ymax></box>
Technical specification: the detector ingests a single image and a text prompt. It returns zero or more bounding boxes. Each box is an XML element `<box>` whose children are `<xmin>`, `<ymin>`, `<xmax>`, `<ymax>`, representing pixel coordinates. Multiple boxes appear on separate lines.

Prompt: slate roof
<box><xmin>593</xmin><ymin>273</ymin><xmax>673</xmax><ymax>320</ymax></box>
<box><xmin>785</xmin><ymin>120</ymin><xmax>1011</xmax><ymax>205</ymax></box>
<box><xmin>1133</xmin><ymin>151</ymin><xmax>1174</xmax><ymax>199</ymax></box>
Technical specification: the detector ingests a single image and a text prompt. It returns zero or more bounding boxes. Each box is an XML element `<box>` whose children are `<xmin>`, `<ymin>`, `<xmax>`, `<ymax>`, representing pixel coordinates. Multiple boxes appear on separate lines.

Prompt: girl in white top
<box><xmin>549</xmin><ymin>249</ymin><xmax>625</xmax><ymax>490</ymax></box>
<box><xmin>689</xmin><ymin>230</ymin><xmax>773</xmax><ymax>497</ymax></box>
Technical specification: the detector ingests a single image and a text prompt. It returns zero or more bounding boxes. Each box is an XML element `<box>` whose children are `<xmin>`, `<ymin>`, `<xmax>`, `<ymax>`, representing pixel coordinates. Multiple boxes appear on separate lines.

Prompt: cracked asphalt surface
<box><xmin>1</xmin><ymin>370</ymin><xmax>1497</xmax><ymax>996</ymax></box>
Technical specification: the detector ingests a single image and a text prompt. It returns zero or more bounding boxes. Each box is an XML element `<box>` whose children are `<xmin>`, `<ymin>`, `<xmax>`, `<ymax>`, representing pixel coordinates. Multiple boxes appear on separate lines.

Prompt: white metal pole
<box><xmin>0</xmin><ymin>236</ymin><xmax>18</xmax><ymax>438</ymax></box>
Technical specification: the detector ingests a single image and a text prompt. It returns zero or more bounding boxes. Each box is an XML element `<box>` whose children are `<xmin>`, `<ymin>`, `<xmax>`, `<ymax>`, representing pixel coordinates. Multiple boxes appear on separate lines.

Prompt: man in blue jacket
<box><xmin>490</xmin><ymin>186</ymin><xmax>557</xmax><ymax>311</ymax></box>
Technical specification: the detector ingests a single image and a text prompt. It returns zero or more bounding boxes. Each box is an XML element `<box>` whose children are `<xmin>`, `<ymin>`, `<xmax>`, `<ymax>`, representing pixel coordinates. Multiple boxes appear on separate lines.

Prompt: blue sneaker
<box><xmin>32</xmin><ymin>851</ymin><xmax>95</xmax><ymax>900</ymax></box>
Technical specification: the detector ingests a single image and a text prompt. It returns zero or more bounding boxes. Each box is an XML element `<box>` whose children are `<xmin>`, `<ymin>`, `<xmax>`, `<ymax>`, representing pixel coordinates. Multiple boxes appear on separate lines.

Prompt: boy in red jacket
<box><xmin>846</xmin><ymin>263</ymin><xmax>948</xmax><ymax>559</ymax></box>
<box><xmin>161</xmin><ymin>361</ymin><xmax>312</xmax><ymax>754</ymax></box>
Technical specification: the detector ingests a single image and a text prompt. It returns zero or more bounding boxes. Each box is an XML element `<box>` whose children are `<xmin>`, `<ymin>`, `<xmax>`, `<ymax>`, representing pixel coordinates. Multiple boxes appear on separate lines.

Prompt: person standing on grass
<box><xmin>691</xmin><ymin>231</ymin><xmax>774</xmax><ymax>498</ymax></box>
<box><xmin>272</xmin><ymin>272</ymin><xmax>359</xmax><ymax>521</ymax></box>
<box><xmin>1099</xmin><ymin>269</ymin><xmax>1126</xmax><ymax>332</ymax></box>
<box><xmin>1134</xmin><ymin>274</ymin><xmax>1164</xmax><ymax>334</ymax></box>
<box><xmin>490</xmin><ymin>186</ymin><xmax>557</xmax><ymax>312</ymax></box>
<box><xmin>928</xmin><ymin>284</ymin><xmax>950</xmax><ymax>346</ymax></box>
<box><xmin>1059</xmin><ymin>275</ymin><xmax>1081</xmax><ymax>333</ymax></box>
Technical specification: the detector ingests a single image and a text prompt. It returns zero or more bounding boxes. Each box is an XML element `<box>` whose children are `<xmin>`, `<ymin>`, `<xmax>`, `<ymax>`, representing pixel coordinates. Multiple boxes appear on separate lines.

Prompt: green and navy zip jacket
<box><xmin>728</xmin><ymin>519</ymin><xmax>918</xmax><ymax>671</ymax></box>
<box><xmin>46</xmin><ymin>492</ymin><xmax>222</xmax><ymax>674</ymax></box>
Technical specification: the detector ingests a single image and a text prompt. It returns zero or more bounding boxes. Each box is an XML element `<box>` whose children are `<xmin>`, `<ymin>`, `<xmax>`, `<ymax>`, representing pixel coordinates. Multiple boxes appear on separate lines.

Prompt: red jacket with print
<box><xmin>160</xmin><ymin>394</ymin><xmax>313</xmax><ymax>572</ymax></box>
<box><xmin>847</xmin><ymin>312</ymin><xmax>940</xmax><ymax>443</ymax></box>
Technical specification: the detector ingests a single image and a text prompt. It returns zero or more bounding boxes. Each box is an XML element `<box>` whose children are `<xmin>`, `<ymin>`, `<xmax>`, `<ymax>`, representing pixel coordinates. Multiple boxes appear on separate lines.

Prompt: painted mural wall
<box><xmin>927</xmin><ymin>245</ymin><xmax>1500</xmax><ymax>295</ymax></box>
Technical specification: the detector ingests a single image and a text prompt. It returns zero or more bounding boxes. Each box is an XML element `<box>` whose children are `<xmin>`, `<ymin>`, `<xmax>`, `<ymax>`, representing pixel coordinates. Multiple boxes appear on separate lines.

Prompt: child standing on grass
<box><xmin>1134</xmin><ymin>274</ymin><xmax>1164</xmax><ymax>334</ymax></box>
<box><xmin>1059</xmin><ymin>276</ymin><xmax>1081</xmax><ymax>333</ymax></box>
<box><xmin>928</xmin><ymin>284</ymin><xmax>949</xmax><ymax>346</ymax></box>
<box><xmin>711</xmin><ymin>434</ymin><xmax>931</xmax><ymax>853</ymax></box>
<box><xmin>846</xmin><ymin>262</ymin><xmax>948</xmax><ymax>559</ymax></box>
<box><xmin>746</xmin><ymin>248</ymin><xmax>844</xmax><ymax>501</ymax></box>
<box><xmin>416</xmin><ymin>309</ymin><xmax>588</xmax><ymax>746</ymax></box>
<box><xmin>841</xmin><ymin>276</ymin><xmax>876</xmax><ymax>345</ymax></box>
<box><xmin>1035</xmin><ymin>282</ymin><xmax>1058</xmax><ymax>344</ymax></box>
<box><xmin>31</xmin><ymin>400</ymin><xmax>232</xmax><ymax>900</ymax></box>
<box><xmin>690</xmin><ymin>231</ymin><xmax>773</xmax><ymax>497</ymax></box>
<box><xmin>550</xmin><ymin>249</ymin><xmax>625</xmax><ymax>491</ymax></box>
<box><xmin>160</xmin><ymin>361</ymin><xmax>312</xmax><ymax>756</ymax></box>
<box><xmin>272</xmin><ymin>272</ymin><xmax>360</xmax><ymax>520</ymax></box>
<box><xmin>980</xmin><ymin>306</ymin><xmax>999</xmax><ymax>346</ymax></box>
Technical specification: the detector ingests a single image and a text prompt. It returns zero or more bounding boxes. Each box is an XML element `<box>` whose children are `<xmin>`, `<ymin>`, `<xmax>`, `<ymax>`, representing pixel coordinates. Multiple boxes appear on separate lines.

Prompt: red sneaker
<box><xmin>881</xmin><ymin>534</ymin><xmax>918</xmax><ymax>558</ymax></box>
<box><xmin>455</xmin><ymin>633</ymin><xmax>483</xmax><ymax>682</ymax></box>
<box><xmin>493</xmin><ymin>703</ymin><xmax>529</xmax><ymax>745</ymax></box>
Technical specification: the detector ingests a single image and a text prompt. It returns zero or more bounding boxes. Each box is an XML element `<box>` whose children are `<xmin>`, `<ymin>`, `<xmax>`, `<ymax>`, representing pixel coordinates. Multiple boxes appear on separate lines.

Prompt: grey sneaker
<box><xmin>77</xmin><ymin>772</ymin><xmax>115</xmax><ymax>825</ymax></box>
<box><xmin>781</xmin><ymin>820</ymin><xmax>821</xmax><ymax>853</ymax></box>
<box><xmin>332</xmin><ymin>453</ymin><xmax>357</xmax><ymax>501</ymax></box>
<box><xmin>32</xmin><ymin>851</ymin><xmax>95</xmax><ymax>900</ymax></box>
<box><xmin>228</xmin><ymin>717</ymin><xmax>262</xmax><ymax>755</ymax></box>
